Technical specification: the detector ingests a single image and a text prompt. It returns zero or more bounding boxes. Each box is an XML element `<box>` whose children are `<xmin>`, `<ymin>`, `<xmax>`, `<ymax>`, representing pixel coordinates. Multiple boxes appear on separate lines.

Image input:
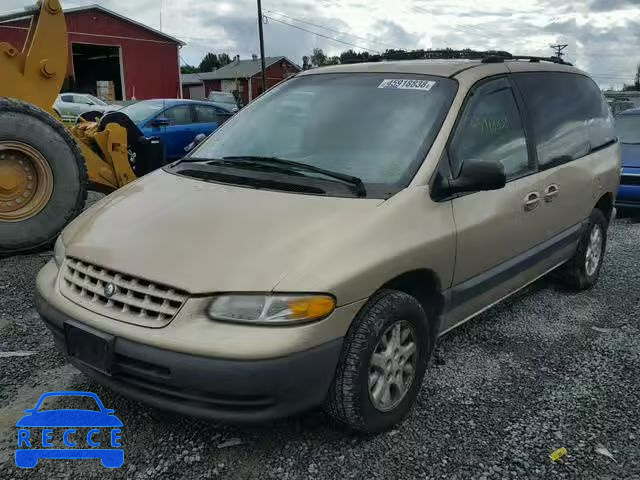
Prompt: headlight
<box><xmin>53</xmin><ymin>236</ymin><xmax>66</xmax><ymax>268</ymax></box>
<box><xmin>207</xmin><ymin>294</ymin><xmax>336</xmax><ymax>325</ymax></box>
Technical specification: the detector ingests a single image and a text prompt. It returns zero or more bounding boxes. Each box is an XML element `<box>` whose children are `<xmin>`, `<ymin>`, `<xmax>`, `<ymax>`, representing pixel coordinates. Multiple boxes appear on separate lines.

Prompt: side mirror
<box><xmin>436</xmin><ymin>160</ymin><xmax>506</xmax><ymax>199</ymax></box>
<box><xmin>184</xmin><ymin>133</ymin><xmax>207</xmax><ymax>153</ymax></box>
<box><xmin>152</xmin><ymin>118</ymin><xmax>170</xmax><ymax>128</ymax></box>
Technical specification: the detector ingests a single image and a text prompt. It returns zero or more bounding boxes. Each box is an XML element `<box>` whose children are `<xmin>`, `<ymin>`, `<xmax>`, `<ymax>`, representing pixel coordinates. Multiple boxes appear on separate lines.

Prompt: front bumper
<box><xmin>37</xmin><ymin>293</ymin><xmax>343</xmax><ymax>422</ymax></box>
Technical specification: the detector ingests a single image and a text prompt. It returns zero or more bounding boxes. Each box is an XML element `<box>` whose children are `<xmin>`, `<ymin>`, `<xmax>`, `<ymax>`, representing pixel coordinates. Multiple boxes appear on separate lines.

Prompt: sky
<box><xmin>2</xmin><ymin>0</ymin><xmax>639</xmax><ymax>88</ymax></box>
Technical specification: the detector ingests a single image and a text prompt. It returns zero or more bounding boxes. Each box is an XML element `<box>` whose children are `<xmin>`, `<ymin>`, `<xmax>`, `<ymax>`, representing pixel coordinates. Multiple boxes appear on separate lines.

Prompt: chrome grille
<box><xmin>60</xmin><ymin>258</ymin><xmax>187</xmax><ymax>327</ymax></box>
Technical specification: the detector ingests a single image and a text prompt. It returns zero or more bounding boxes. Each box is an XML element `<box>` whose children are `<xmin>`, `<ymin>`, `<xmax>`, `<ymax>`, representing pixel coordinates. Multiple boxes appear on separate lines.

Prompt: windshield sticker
<box><xmin>378</xmin><ymin>79</ymin><xmax>436</xmax><ymax>91</ymax></box>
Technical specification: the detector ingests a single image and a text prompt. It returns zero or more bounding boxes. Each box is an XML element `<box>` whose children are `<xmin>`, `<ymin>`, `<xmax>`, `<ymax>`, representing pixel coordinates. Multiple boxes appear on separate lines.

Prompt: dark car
<box><xmin>615</xmin><ymin>108</ymin><xmax>640</xmax><ymax>212</ymax></box>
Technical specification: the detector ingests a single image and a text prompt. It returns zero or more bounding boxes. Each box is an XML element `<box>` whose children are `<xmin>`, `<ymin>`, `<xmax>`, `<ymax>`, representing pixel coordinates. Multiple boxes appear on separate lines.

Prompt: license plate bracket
<box><xmin>64</xmin><ymin>322</ymin><xmax>114</xmax><ymax>375</ymax></box>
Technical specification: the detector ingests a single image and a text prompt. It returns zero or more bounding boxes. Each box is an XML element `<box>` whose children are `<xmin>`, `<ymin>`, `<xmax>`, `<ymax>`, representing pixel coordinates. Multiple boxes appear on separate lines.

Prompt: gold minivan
<box><xmin>37</xmin><ymin>57</ymin><xmax>620</xmax><ymax>433</ymax></box>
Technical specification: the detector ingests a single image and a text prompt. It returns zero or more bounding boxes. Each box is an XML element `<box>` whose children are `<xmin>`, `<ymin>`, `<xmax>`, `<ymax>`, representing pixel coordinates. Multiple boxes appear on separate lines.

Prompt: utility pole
<box><xmin>257</xmin><ymin>0</ymin><xmax>267</xmax><ymax>94</ymax></box>
<box><xmin>550</xmin><ymin>44</ymin><xmax>568</xmax><ymax>62</ymax></box>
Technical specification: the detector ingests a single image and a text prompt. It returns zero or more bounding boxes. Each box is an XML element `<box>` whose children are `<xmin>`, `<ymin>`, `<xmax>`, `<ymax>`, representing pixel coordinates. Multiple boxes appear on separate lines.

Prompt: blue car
<box><xmin>615</xmin><ymin>108</ymin><xmax>640</xmax><ymax>212</ymax></box>
<box><xmin>117</xmin><ymin>99</ymin><xmax>234</xmax><ymax>160</ymax></box>
<box><xmin>15</xmin><ymin>391</ymin><xmax>123</xmax><ymax>469</ymax></box>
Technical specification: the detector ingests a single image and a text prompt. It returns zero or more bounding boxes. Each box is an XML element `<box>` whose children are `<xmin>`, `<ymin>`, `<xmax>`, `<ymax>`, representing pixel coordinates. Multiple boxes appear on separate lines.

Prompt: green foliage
<box><xmin>196</xmin><ymin>52</ymin><xmax>234</xmax><ymax>73</ymax></box>
<box><xmin>218</xmin><ymin>53</ymin><xmax>232</xmax><ymax>66</ymax></box>
<box><xmin>310</xmin><ymin>48</ymin><xmax>327</xmax><ymax>67</ymax></box>
<box><xmin>310</xmin><ymin>47</ymin><xmax>514</xmax><ymax>67</ymax></box>
<box><xmin>199</xmin><ymin>53</ymin><xmax>220</xmax><ymax>72</ymax></box>
<box><xmin>181</xmin><ymin>65</ymin><xmax>199</xmax><ymax>74</ymax></box>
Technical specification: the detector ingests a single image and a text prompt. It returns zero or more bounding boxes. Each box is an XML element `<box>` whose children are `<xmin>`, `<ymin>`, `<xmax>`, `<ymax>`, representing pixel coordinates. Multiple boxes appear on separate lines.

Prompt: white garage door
<box><xmin>188</xmin><ymin>84</ymin><xmax>205</xmax><ymax>100</ymax></box>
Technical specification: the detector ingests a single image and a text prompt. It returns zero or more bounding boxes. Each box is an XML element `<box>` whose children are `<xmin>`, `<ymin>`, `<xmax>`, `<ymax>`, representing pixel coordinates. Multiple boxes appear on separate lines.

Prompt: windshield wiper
<box><xmin>221</xmin><ymin>156</ymin><xmax>367</xmax><ymax>197</ymax></box>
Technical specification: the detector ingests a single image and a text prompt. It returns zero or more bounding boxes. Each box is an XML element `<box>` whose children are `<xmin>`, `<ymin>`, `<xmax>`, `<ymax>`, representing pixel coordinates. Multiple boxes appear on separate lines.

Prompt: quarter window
<box><xmin>450</xmin><ymin>78</ymin><xmax>531</xmax><ymax>181</ymax></box>
<box><xmin>513</xmin><ymin>73</ymin><xmax>616</xmax><ymax>169</ymax></box>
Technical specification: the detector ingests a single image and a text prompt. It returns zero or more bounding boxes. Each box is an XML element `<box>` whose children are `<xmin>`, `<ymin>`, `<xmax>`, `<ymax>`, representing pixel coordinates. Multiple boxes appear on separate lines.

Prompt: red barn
<box><xmin>0</xmin><ymin>4</ymin><xmax>184</xmax><ymax>101</ymax></box>
<box><xmin>182</xmin><ymin>56</ymin><xmax>301</xmax><ymax>105</ymax></box>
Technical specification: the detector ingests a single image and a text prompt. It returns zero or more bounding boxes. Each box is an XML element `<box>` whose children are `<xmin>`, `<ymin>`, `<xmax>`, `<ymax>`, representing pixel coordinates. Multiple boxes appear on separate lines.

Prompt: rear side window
<box><xmin>513</xmin><ymin>73</ymin><xmax>615</xmax><ymax>169</ymax></box>
<box><xmin>61</xmin><ymin>95</ymin><xmax>73</xmax><ymax>103</ymax></box>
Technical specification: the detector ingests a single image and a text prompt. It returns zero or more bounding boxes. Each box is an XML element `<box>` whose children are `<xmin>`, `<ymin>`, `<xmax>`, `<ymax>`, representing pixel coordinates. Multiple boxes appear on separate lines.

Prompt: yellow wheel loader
<box><xmin>0</xmin><ymin>0</ymin><xmax>163</xmax><ymax>256</ymax></box>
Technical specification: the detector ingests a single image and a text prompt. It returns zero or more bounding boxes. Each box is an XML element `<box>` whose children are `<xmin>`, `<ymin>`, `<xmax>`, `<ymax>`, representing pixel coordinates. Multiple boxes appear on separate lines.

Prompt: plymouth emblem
<box><xmin>104</xmin><ymin>283</ymin><xmax>117</xmax><ymax>298</ymax></box>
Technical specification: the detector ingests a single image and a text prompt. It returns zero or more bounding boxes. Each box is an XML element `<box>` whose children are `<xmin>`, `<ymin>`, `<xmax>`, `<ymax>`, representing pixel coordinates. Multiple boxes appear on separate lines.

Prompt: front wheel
<box><xmin>557</xmin><ymin>208</ymin><xmax>608</xmax><ymax>290</ymax></box>
<box><xmin>324</xmin><ymin>290</ymin><xmax>434</xmax><ymax>433</ymax></box>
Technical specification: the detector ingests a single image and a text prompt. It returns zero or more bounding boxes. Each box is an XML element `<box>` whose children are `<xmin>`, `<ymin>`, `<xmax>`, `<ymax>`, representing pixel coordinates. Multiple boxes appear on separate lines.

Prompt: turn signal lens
<box><xmin>207</xmin><ymin>294</ymin><xmax>336</xmax><ymax>325</ymax></box>
<box><xmin>286</xmin><ymin>297</ymin><xmax>336</xmax><ymax>320</ymax></box>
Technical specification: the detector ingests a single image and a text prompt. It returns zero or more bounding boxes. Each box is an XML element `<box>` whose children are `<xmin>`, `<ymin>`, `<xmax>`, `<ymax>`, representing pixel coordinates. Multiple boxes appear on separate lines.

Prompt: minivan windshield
<box><xmin>616</xmin><ymin>114</ymin><xmax>640</xmax><ymax>144</ymax></box>
<box><xmin>177</xmin><ymin>73</ymin><xmax>457</xmax><ymax>197</ymax></box>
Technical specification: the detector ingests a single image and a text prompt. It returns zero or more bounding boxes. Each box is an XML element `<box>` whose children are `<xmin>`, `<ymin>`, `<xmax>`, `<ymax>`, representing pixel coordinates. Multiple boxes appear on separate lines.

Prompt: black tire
<box><xmin>557</xmin><ymin>208</ymin><xmax>608</xmax><ymax>290</ymax></box>
<box><xmin>324</xmin><ymin>290</ymin><xmax>435</xmax><ymax>433</ymax></box>
<box><xmin>0</xmin><ymin>98</ymin><xmax>87</xmax><ymax>256</ymax></box>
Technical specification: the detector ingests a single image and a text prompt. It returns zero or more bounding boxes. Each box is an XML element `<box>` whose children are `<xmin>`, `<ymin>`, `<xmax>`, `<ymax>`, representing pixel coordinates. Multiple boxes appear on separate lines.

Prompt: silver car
<box><xmin>207</xmin><ymin>91</ymin><xmax>239</xmax><ymax>113</ymax></box>
<box><xmin>53</xmin><ymin>93</ymin><xmax>114</xmax><ymax>122</ymax></box>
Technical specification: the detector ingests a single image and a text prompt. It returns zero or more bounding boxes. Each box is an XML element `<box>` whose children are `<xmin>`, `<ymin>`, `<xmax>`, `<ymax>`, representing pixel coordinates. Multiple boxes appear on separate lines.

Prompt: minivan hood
<box><xmin>622</xmin><ymin>143</ymin><xmax>640</xmax><ymax>168</ymax></box>
<box><xmin>63</xmin><ymin>170</ymin><xmax>383</xmax><ymax>294</ymax></box>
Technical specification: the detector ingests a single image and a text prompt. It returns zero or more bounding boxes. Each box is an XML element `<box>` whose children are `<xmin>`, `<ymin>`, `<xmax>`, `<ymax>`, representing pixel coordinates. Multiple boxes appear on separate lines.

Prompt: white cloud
<box><xmin>1</xmin><ymin>0</ymin><xmax>638</xmax><ymax>87</ymax></box>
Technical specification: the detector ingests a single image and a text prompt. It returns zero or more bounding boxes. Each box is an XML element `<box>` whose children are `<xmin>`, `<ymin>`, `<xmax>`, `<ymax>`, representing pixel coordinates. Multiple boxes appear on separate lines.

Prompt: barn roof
<box><xmin>63</xmin><ymin>5</ymin><xmax>185</xmax><ymax>45</ymax></box>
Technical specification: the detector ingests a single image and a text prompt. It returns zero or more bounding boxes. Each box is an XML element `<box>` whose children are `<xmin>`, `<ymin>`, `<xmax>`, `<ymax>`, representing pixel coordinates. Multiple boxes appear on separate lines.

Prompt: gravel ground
<box><xmin>1</xmin><ymin>196</ymin><xmax>639</xmax><ymax>479</ymax></box>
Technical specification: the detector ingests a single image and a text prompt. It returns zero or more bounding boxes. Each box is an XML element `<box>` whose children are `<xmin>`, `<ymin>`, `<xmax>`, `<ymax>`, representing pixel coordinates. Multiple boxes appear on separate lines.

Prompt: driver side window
<box><xmin>449</xmin><ymin>78</ymin><xmax>532</xmax><ymax>181</ymax></box>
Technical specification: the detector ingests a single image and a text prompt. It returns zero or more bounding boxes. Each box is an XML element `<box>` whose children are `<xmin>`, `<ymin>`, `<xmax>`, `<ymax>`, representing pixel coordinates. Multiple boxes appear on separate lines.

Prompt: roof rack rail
<box><xmin>481</xmin><ymin>55</ymin><xmax>573</xmax><ymax>66</ymax></box>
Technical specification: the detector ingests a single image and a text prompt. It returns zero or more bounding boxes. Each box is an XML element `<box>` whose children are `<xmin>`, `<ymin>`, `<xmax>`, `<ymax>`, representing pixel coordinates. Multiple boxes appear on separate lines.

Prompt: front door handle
<box><xmin>523</xmin><ymin>192</ymin><xmax>540</xmax><ymax>212</ymax></box>
<box><xmin>544</xmin><ymin>184</ymin><xmax>560</xmax><ymax>202</ymax></box>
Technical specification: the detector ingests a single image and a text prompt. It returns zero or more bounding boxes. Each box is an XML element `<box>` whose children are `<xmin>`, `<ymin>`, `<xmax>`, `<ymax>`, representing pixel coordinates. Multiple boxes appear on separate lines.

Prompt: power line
<box><xmin>264</xmin><ymin>15</ymin><xmax>380</xmax><ymax>54</ymax></box>
<box><xmin>550</xmin><ymin>43</ymin><xmax>568</xmax><ymax>61</ymax></box>
<box><xmin>265</xmin><ymin>10</ymin><xmax>400</xmax><ymax>51</ymax></box>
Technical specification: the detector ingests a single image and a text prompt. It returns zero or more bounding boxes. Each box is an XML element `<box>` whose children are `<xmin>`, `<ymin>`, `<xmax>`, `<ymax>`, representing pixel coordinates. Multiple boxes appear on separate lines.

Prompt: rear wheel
<box><xmin>557</xmin><ymin>208</ymin><xmax>608</xmax><ymax>290</ymax></box>
<box><xmin>0</xmin><ymin>98</ymin><xmax>87</xmax><ymax>256</ymax></box>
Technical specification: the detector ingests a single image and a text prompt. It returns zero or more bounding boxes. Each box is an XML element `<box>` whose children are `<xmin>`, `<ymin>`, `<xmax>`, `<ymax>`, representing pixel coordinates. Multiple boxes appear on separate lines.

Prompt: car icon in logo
<box><xmin>15</xmin><ymin>391</ymin><xmax>123</xmax><ymax>469</ymax></box>
<box><xmin>103</xmin><ymin>283</ymin><xmax>117</xmax><ymax>298</ymax></box>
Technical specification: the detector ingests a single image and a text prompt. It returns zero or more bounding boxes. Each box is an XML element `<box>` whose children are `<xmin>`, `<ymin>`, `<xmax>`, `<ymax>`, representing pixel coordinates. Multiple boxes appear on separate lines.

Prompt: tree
<box><xmin>181</xmin><ymin>65</ymin><xmax>199</xmax><ymax>74</ymax></box>
<box><xmin>218</xmin><ymin>53</ymin><xmax>232</xmax><ymax>66</ymax></box>
<box><xmin>199</xmin><ymin>53</ymin><xmax>220</xmax><ymax>72</ymax></box>
<box><xmin>310</xmin><ymin>48</ymin><xmax>327</xmax><ymax>67</ymax></box>
<box><xmin>302</xmin><ymin>56</ymin><xmax>310</xmax><ymax>70</ymax></box>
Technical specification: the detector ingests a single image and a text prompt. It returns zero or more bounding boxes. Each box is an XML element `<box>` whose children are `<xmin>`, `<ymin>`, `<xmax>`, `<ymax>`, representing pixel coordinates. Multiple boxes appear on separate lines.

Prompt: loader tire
<box><xmin>0</xmin><ymin>98</ymin><xmax>87</xmax><ymax>256</ymax></box>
